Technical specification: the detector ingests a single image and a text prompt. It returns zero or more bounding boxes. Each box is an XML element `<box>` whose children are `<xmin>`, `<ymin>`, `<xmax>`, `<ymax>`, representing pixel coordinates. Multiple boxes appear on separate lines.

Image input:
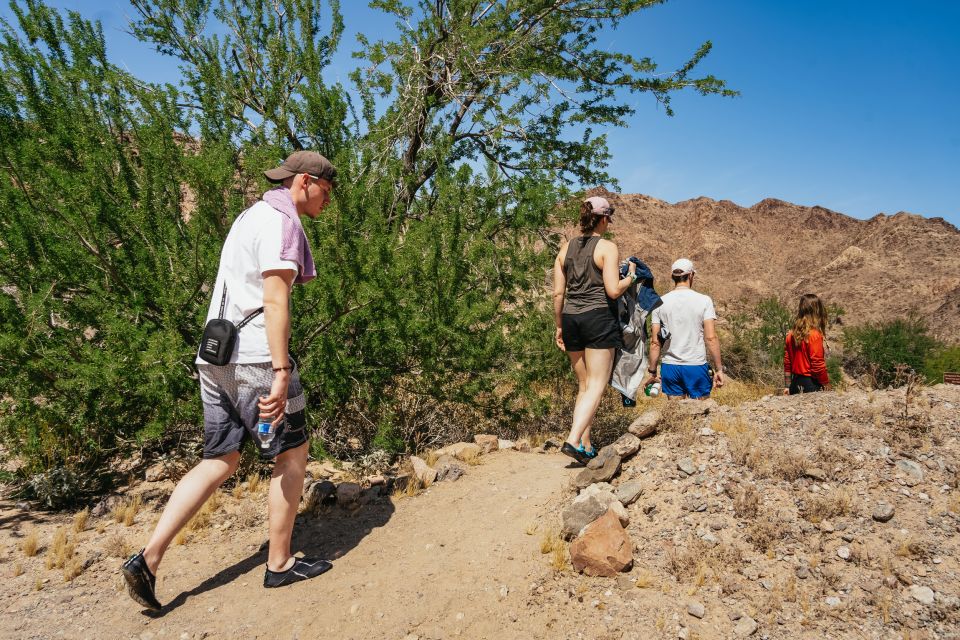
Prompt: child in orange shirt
<box><xmin>783</xmin><ymin>294</ymin><xmax>831</xmax><ymax>395</ymax></box>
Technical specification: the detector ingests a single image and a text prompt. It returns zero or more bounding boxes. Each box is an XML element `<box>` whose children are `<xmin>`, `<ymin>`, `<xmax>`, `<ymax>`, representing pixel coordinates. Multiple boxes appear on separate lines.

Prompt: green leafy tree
<box><xmin>1</xmin><ymin>0</ymin><xmax>733</xmax><ymax>503</ymax></box>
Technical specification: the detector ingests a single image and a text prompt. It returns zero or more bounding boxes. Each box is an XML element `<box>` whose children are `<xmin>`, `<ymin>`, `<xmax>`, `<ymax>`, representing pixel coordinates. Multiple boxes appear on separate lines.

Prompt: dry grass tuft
<box><xmin>633</xmin><ymin>569</ymin><xmax>655</xmax><ymax>589</ymax></box>
<box><xmin>103</xmin><ymin>533</ymin><xmax>131</xmax><ymax>558</ymax></box>
<box><xmin>658</xmin><ymin>402</ymin><xmax>696</xmax><ymax>447</ymax></box>
<box><xmin>62</xmin><ymin>556</ymin><xmax>84</xmax><ymax>582</ymax></box>
<box><xmin>524</xmin><ymin>522</ymin><xmax>538</xmax><ymax>536</ymax></box>
<box><xmin>424</xmin><ymin>449</ymin><xmax>439</xmax><ymax>467</ymax></box>
<box><xmin>21</xmin><ymin>528</ymin><xmax>40</xmax><ymax>557</ymax></box>
<box><xmin>392</xmin><ymin>475</ymin><xmax>426</xmax><ymax>500</ymax></box>
<box><xmin>712</xmin><ymin>380</ymin><xmax>771</xmax><ymax>407</ymax></box>
<box><xmin>769</xmin><ymin>447</ymin><xmax>808</xmax><ymax>481</ymax></box>
<box><xmin>45</xmin><ymin>527</ymin><xmax>76</xmax><ymax>571</ymax></box>
<box><xmin>13</xmin><ymin>562</ymin><xmax>23</xmax><ymax>577</ymax></box>
<box><xmin>246</xmin><ymin>473</ymin><xmax>264</xmax><ymax>494</ymax></box>
<box><xmin>539</xmin><ymin>528</ymin><xmax>568</xmax><ymax>572</ymax></box>
<box><xmin>460</xmin><ymin>447</ymin><xmax>482</xmax><ymax>466</ymax></box>
<box><xmin>175</xmin><ymin>490</ymin><xmax>225</xmax><ymax>545</ymax></box>
<box><xmin>96</xmin><ymin>522</ymin><xmax>106</xmax><ymax>534</ymax></box>
<box><xmin>123</xmin><ymin>495</ymin><xmax>143</xmax><ymax>526</ymax></box>
<box><xmin>746</xmin><ymin>514</ymin><xmax>789</xmax><ymax>552</ymax></box>
<box><xmin>667</xmin><ymin>538</ymin><xmax>743</xmax><ymax>586</ymax></box>
<box><xmin>734</xmin><ymin>485</ymin><xmax>760</xmax><ymax>519</ymax></box>
<box><xmin>72</xmin><ymin>508</ymin><xmax>89</xmax><ymax>534</ymax></box>
<box><xmin>894</xmin><ymin>534</ymin><xmax>931</xmax><ymax>560</ymax></box>
<box><xmin>802</xmin><ymin>487</ymin><xmax>854</xmax><ymax>523</ymax></box>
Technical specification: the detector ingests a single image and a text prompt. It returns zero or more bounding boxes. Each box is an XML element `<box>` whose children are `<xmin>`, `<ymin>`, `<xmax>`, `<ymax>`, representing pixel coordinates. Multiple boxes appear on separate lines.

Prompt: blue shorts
<box><xmin>660</xmin><ymin>363</ymin><xmax>712</xmax><ymax>399</ymax></box>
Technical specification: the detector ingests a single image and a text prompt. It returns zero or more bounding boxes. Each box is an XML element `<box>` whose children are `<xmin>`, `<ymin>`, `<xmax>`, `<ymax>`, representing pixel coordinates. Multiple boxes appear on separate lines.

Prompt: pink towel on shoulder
<box><xmin>261</xmin><ymin>187</ymin><xmax>316</xmax><ymax>284</ymax></box>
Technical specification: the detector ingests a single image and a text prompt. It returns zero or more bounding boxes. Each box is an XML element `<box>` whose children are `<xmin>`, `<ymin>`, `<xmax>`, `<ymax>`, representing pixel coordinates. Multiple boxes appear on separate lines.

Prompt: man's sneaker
<box><xmin>263</xmin><ymin>556</ymin><xmax>333</xmax><ymax>588</ymax></box>
<box><xmin>121</xmin><ymin>549</ymin><xmax>162</xmax><ymax>611</ymax></box>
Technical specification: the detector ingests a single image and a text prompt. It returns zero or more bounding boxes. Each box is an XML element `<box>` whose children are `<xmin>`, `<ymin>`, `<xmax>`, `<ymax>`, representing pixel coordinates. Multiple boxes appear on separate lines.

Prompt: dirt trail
<box><xmin>1</xmin><ymin>451</ymin><xmax>575</xmax><ymax>640</ymax></box>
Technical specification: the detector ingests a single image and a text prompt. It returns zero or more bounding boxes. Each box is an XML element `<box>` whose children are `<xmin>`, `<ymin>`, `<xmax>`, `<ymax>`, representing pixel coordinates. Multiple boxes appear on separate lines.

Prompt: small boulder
<box><xmin>336</xmin><ymin>482</ymin><xmax>361</xmax><ymax>505</ymax></box>
<box><xmin>498</xmin><ymin>439</ymin><xmax>515</xmax><ymax>450</ymax></box>
<box><xmin>436</xmin><ymin>442</ymin><xmax>482</xmax><ymax>460</ymax></box>
<box><xmin>515</xmin><ymin>438</ymin><xmax>532</xmax><ymax>453</ymax></box>
<box><xmin>410</xmin><ymin>456</ymin><xmax>438</xmax><ymax>485</ymax></box>
<box><xmin>896</xmin><ymin>459</ymin><xmax>924</xmax><ymax>485</ymax></box>
<box><xmin>434</xmin><ymin>455</ymin><xmax>465</xmax><ymax>482</ymax></box>
<box><xmin>562</xmin><ymin>494</ymin><xmax>609</xmax><ymax>539</ymax></box>
<box><xmin>569</xmin><ymin>509</ymin><xmax>634</xmax><ymax>577</ymax></box>
<box><xmin>144</xmin><ymin>462</ymin><xmax>170</xmax><ymax>483</ymax></box>
<box><xmin>677</xmin><ymin>458</ymin><xmax>697</xmax><ymax>476</ymax></box>
<box><xmin>733</xmin><ymin>616</ymin><xmax>758</xmax><ymax>637</ymax></box>
<box><xmin>474</xmin><ymin>434</ymin><xmax>499</xmax><ymax>454</ymax></box>
<box><xmin>908</xmin><ymin>585</ymin><xmax>935</xmax><ymax>605</ymax></box>
<box><xmin>803</xmin><ymin>468</ymin><xmax>828</xmax><ymax>482</ymax></box>
<box><xmin>610</xmin><ymin>433</ymin><xmax>641</xmax><ymax>459</ymax></box>
<box><xmin>543</xmin><ymin>438</ymin><xmax>563</xmax><ymax>451</ymax></box>
<box><xmin>615</xmin><ymin>480</ymin><xmax>644</xmax><ymax>506</ymax></box>
<box><xmin>587</xmin><ymin>445</ymin><xmax>619</xmax><ymax>470</ymax></box>
<box><xmin>574</xmin><ymin>455</ymin><xmax>622</xmax><ymax>489</ymax></box>
<box><xmin>627</xmin><ymin>410</ymin><xmax>659</xmax><ymax>438</ymax></box>
<box><xmin>677</xmin><ymin>399</ymin><xmax>717</xmax><ymax>416</ymax></box>
<box><xmin>872</xmin><ymin>503</ymin><xmax>895</xmax><ymax>523</ymax></box>
<box><xmin>687</xmin><ymin>601</ymin><xmax>706</xmax><ymax>619</ymax></box>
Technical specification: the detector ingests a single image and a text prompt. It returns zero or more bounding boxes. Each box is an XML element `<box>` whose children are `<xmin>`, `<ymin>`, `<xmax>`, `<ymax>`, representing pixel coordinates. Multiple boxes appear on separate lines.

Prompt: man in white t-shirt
<box><xmin>123</xmin><ymin>151</ymin><xmax>336</xmax><ymax>610</ymax></box>
<box><xmin>642</xmin><ymin>258</ymin><xmax>724</xmax><ymax>399</ymax></box>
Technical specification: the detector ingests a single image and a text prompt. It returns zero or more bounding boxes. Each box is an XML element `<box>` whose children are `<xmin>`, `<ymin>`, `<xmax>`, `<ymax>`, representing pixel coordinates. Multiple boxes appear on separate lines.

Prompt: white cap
<box><xmin>671</xmin><ymin>258</ymin><xmax>695</xmax><ymax>275</ymax></box>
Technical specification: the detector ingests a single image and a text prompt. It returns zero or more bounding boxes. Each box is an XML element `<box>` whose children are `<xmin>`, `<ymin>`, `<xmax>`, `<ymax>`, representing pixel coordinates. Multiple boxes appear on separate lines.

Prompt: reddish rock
<box><xmin>473</xmin><ymin>434</ymin><xmax>499</xmax><ymax>453</ymax></box>
<box><xmin>569</xmin><ymin>509</ymin><xmax>634</xmax><ymax>577</ymax></box>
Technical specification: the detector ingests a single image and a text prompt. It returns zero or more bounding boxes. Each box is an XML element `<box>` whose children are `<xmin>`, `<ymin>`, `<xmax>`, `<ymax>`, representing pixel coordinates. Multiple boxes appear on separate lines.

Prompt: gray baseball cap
<box><xmin>264</xmin><ymin>151</ymin><xmax>337</xmax><ymax>183</ymax></box>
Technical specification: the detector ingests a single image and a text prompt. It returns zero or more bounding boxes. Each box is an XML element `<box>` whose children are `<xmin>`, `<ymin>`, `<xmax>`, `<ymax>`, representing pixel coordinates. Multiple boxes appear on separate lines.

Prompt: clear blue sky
<box><xmin>4</xmin><ymin>1</ymin><xmax>958</xmax><ymax>225</ymax></box>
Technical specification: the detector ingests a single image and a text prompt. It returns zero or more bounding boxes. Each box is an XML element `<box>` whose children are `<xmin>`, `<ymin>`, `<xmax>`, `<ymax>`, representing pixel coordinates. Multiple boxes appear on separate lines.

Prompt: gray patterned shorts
<box><xmin>197</xmin><ymin>361</ymin><xmax>308</xmax><ymax>460</ymax></box>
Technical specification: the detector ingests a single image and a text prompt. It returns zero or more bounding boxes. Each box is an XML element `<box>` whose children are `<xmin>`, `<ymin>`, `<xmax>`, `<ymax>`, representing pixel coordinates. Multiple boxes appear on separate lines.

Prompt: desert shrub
<box><xmin>844</xmin><ymin>317</ymin><xmax>940</xmax><ymax>387</ymax></box>
<box><xmin>923</xmin><ymin>344</ymin><xmax>960</xmax><ymax>384</ymax></box>
<box><xmin>723</xmin><ymin>298</ymin><xmax>792</xmax><ymax>385</ymax></box>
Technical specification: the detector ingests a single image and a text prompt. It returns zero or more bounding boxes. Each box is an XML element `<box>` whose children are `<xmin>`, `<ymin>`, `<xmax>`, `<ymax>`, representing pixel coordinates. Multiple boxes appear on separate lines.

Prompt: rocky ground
<box><xmin>533</xmin><ymin>383</ymin><xmax>960</xmax><ymax>639</ymax></box>
<box><xmin>1</xmin><ymin>383</ymin><xmax>958</xmax><ymax>639</ymax></box>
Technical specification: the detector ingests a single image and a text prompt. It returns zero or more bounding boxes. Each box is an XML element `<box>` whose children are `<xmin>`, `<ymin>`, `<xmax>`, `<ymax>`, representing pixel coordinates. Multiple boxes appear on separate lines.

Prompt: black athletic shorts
<box><xmin>561</xmin><ymin>307</ymin><xmax>622</xmax><ymax>352</ymax></box>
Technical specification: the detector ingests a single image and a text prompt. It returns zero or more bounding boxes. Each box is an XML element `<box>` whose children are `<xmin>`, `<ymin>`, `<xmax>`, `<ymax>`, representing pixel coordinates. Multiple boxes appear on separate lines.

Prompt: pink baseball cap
<box><xmin>584</xmin><ymin>196</ymin><xmax>613</xmax><ymax>215</ymax></box>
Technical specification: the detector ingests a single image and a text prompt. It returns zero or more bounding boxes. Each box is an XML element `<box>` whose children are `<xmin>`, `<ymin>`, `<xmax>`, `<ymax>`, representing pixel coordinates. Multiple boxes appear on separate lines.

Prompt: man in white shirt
<box><xmin>643</xmin><ymin>258</ymin><xmax>724</xmax><ymax>399</ymax></box>
<box><xmin>123</xmin><ymin>151</ymin><xmax>336</xmax><ymax>610</ymax></box>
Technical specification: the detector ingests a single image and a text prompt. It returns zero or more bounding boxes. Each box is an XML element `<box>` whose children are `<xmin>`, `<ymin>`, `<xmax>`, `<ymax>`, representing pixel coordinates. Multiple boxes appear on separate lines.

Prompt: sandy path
<box><xmin>1</xmin><ymin>450</ymin><xmax>574</xmax><ymax>640</ymax></box>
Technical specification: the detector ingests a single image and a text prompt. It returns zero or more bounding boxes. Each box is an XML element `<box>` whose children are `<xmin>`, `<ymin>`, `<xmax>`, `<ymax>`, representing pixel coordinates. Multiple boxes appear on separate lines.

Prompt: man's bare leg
<box><xmin>141</xmin><ymin>451</ymin><xmax>240</xmax><ymax>574</ymax></box>
<box><xmin>266</xmin><ymin>442</ymin><xmax>308</xmax><ymax>572</ymax></box>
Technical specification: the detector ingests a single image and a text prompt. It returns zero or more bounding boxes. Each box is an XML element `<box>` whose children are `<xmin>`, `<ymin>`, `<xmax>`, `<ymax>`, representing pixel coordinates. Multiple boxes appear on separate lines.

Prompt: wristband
<box><xmin>629</xmin><ymin>272</ymin><xmax>639</xmax><ymax>282</ymax></box>
<box><xmin>272</xmin><ymin>365</ymin><xmax>293</xmax><ymax>372</ymax></box>
<box><xmin>647</xmin><ymin>368</ymin><xmax>657</xmax><ymax>375</ymax></box>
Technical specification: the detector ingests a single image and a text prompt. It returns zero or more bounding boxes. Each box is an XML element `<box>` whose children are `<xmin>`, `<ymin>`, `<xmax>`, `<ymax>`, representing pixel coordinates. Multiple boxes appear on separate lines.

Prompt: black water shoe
<box><xmin>121</xmin><ymin>549</ymin><xmax>162</xmax><ymax>611</ymax></box>
<box><xmin>263</xmin><ymin>556</ymin><xmax>333</xmax><ymax>588</ymax></box>
<box><xmin>560</xmin><ymin>442</ymin><xmax>589</xmax><ymax>465</ymax></box>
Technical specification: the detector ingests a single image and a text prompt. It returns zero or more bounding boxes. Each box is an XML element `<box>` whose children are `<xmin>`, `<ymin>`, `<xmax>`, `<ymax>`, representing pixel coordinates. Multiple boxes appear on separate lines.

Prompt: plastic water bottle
<box><xmin>256</xmin><ymin>419</ymin><xmax>276</xmax><ymax>449</ymax></box>
<box><xmin>645</xmin><ymin>382</ymin><xmax>661</xmax><ymax>397</ymax></box>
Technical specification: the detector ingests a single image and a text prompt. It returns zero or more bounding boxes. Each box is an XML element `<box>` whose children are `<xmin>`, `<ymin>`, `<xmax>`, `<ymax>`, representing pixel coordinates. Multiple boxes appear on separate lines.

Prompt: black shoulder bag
<box><xmin>198</xmin><ymin>284</ymin><xmax>263</xmax><ymax>366</ymax></box>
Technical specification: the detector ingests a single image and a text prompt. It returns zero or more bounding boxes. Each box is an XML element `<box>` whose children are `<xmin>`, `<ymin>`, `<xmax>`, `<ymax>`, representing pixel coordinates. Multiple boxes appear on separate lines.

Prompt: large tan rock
<box><xmin>627</xmin><ymin>410</ymin><xmax>659</xmax><ymax>438</ymax></box>
<box><xmin>473</xmin><ymin>434</ymin><xmax>499</xmax><ymax>453</ymax></box>
<box><xmin>569</xmin><ymin>509</ymin><xmax>634</xmax><ymax>576</ymax></box>
<box><xmin>410</xmin><ymin>455</ymin><xmax>438</xmax><ymax>485</ymax></box>
<box><xmin>436</xmin><ymin>442</ymin><xmax>482</xmax><ymax>460</ymax></box>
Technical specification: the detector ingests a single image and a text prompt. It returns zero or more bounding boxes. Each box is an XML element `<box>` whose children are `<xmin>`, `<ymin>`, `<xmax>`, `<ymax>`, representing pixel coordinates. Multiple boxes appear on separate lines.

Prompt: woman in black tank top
<box><xmin>552</xmin><ymin>196</ymin><xmax>637</xmax><ymax>465</ymax></box>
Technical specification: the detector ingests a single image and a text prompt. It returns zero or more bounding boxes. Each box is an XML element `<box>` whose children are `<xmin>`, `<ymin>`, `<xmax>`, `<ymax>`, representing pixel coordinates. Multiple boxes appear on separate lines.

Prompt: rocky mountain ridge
<box><xmin>574</xmin><ymin>189</ymin><xmax>960</xmax><ymax>339</ymax></box>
